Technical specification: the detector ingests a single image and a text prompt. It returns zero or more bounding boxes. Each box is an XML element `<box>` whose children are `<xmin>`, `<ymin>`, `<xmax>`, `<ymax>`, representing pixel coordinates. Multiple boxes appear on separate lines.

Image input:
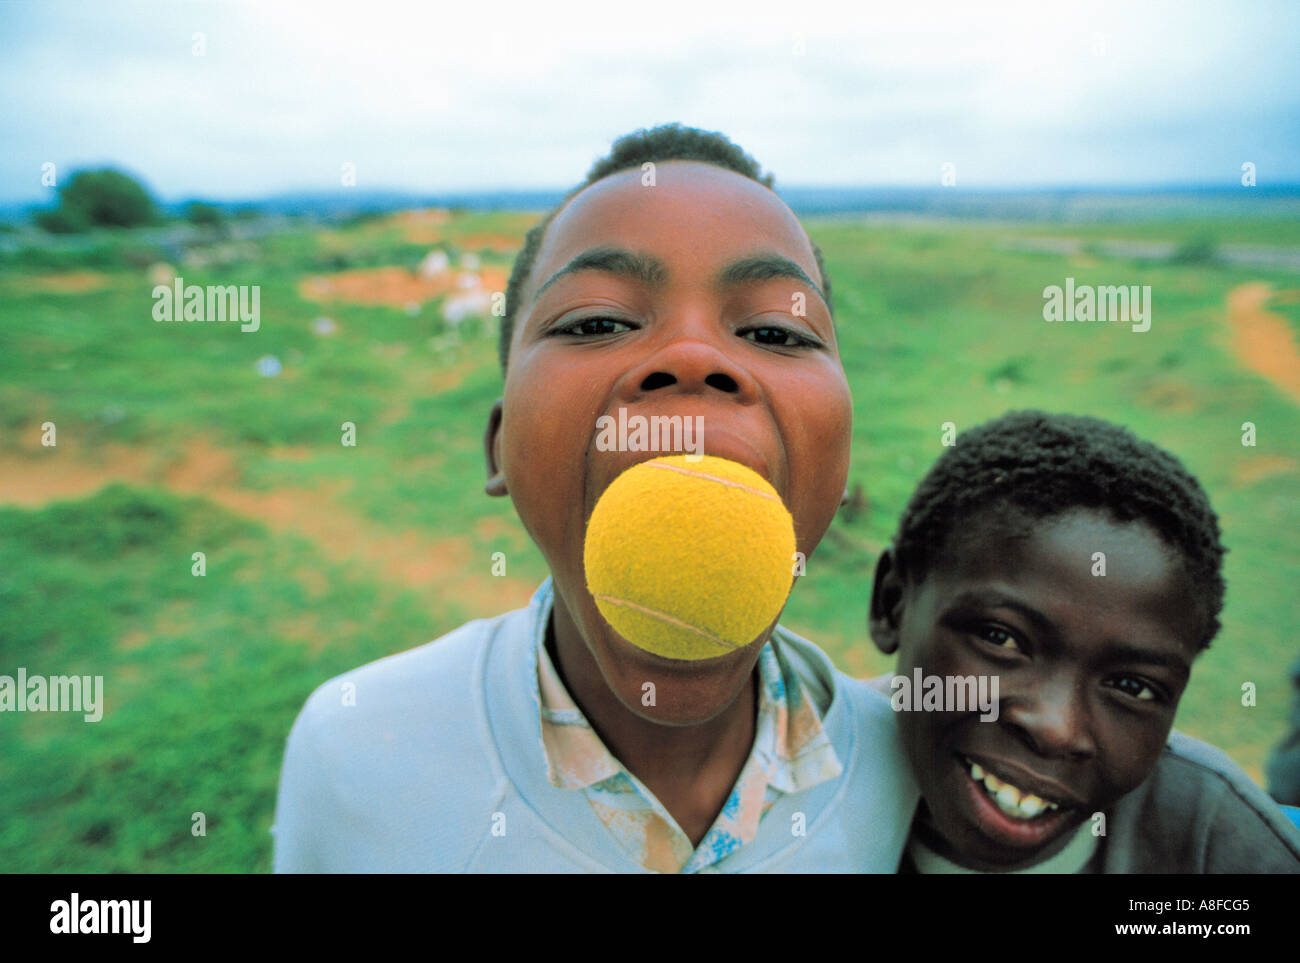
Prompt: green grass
<box><xmin>874</xmin><ymin>213</ymin><xmax>1300</xmax><ymax>247</ymax></box>
<box><xmin>0</xmin><ymin>485</ymin><xmax>439</xmax><ymax>871</ymax></box>
<box><xmin>1</xmin><ymin>207</ymin><xmax>1297</xmax><ymax>871</ymax></box>
<box><xmin>1274</xmin><ymin>298</ymin><xmax>1300</xmax><ymax>342</ymax></box>
<box><xmin>788</xmin><ymin>219</ymin><xmax>1300</xmax><ymax>766</ymax></box>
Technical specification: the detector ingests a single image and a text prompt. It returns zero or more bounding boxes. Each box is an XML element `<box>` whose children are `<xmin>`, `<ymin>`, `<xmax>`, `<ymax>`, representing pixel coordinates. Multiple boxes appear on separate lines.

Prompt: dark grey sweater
<box><xmin>1090</xmin><ymin>728</ymin><xmax>1300</xmax><ymax>873</ymax></box>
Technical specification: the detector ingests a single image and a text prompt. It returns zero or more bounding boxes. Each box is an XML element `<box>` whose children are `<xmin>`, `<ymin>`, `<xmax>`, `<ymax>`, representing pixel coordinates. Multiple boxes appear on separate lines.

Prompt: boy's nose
<box><xmin>618</xmin><ymin>336</ymin><xmax>758</xmax><ymax>402</ymax></box>
<box><xmin>1000</xmin><ymin>675</ymin><xmax>1098</xmax><ymax>761</ymax></box>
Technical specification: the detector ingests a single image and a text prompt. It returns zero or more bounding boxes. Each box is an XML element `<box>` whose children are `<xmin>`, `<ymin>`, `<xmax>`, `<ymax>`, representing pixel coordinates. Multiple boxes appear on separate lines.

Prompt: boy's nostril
<box><xmin>640</xmin><ymin>371</ymin><xmax>738</xmax><ymax>392</ymax></box>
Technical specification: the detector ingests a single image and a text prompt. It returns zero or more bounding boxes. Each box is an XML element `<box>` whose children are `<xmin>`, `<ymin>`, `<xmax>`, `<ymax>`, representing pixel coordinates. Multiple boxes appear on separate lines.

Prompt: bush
<box><xmin>1171</xmin><ymin>236</ymin><xmax>1217</xmax><ymax>265</ymax></box>
<box><xmin>33</xmin><ymin>207</ymin><xmax>88</xmax><ymax>234</ymax></box>
<box><xmin>42</xmin><ymin>168</ymin><xmax>161</xmax><ymax>231</ymax></box>
<box><xmin>185</xmin><ymin>201</ymin><xmax>224</xmax><ymax>227</ymax></box>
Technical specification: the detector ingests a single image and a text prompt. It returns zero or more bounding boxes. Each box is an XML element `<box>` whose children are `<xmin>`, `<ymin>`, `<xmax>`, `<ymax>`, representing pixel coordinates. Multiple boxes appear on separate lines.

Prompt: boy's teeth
<box><xmin>1018</xmin><ymin>794</ymin><xmax>1047</xmax><ymax>818</ymax></box>
<box><xmin>965</xmin><ymin>758</ymin><xmax>1062</xmax><ymax>820</ymax></box>
<box><xmin>995</xmin><ymin>785</ymin><xmax>1022</xmax><ymax>813</ymax></box>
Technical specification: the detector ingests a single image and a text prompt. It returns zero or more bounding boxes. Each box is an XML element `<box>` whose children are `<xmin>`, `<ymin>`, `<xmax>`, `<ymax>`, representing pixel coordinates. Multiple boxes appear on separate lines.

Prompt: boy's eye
<box><xmin>553</xmin><ymin>316</ymin><xmax>636</xmax><ymax>337</ymax></box>
<box><xmin>740</xmin><ymin>325</ymin><xmax>817</xmax><ymax>348</ymax></box>
<box><xmin>1105</xmin><ymin>676</ymin><xmax>1160</xmax><ymax>702</ymax></box>
<box><xmin>975</xmin><ymin>625</ymin><xmax>1021</xmax><ymax>652</ymax></box>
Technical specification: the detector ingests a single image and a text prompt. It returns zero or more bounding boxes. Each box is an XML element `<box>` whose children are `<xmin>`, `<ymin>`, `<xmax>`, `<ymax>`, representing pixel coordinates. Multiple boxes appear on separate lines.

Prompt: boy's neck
<box><xmin>547</xmin><ymin>599</ymin><xmax>759</xmax><ymax>845</ymax></box>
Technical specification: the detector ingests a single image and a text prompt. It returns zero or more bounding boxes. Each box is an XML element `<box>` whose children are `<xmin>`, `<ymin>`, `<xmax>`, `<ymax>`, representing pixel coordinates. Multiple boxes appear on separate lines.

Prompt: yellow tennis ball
<box><xmin>583</xmin><ymin>454</ymin><xmax>797</xmax><ymax>660</ymax></box>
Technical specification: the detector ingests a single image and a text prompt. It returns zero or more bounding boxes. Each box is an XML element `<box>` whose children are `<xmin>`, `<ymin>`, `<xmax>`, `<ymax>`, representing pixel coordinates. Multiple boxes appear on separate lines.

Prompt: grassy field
<box><xmin>1</xmin><ymin>207</ymin><xmax>1297</xmax><ymax>872</ymax></box>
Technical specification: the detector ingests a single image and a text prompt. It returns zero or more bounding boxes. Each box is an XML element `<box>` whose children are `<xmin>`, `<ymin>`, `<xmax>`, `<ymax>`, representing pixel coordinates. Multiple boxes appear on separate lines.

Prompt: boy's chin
<box><xmin>611</xmin><ymin>686</ymin><xmax>736</xmax><ymax>727</ymax></box>
<box><xmin>604</xmin><ymin>668</ymin><xmax>752</xmax><ymax>727</ymax></box>
<box><xmin>595</xmin><ymin>624</ymin><xmax>765</xmax><ymax>726</ymax></box>
<box><xmin>922</xmin><ymin>809</ymin><xmax>1089</xmax><ymax>871</ymax></box>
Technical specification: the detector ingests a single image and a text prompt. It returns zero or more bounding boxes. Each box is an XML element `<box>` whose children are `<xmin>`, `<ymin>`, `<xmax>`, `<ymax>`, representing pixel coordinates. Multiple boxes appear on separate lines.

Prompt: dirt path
<box><xmin>8</xmin><ymin>271</ymin><xmax>111</xmax><ymax>294</ymax></box>
<box><xmin>298</xmin><ymin>265</ymin><xmax>508</xmax><ymax>308</ymax></box>
<box><xmin>1225</xmin><ymin>282</ymin><xmax>1300</xmax><ymax>404</ymax></box>
<box><xmin>0</xmin><ymin>433</ymin><xmax>536</xmax><ymax>618</ymax></box>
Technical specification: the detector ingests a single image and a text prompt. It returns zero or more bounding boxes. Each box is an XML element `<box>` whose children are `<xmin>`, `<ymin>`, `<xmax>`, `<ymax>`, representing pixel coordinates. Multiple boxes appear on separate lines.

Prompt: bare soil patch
<box><xmin>9</xmin><ymin>271</ymin><xmax>110</xmax><ymax>294</ymax></box>
<box><xmin>457</xmin><ymin>233</ymin><xmax>523</xmax><ymax>252</ymax></box>
<box><xmin>1225</xmin><ymin>282</ymin><xmax>1300</xmax><ymax>404</ymax></box>
<box><xmin>298</xmin><ymin>265</ymin><xmax>509</xmax><ymax>307</ymax></box>
<box><xmin>389</xmin><ymin>208</ymin><xmax>452</xmax><ymax>243</ymax></box>
<box><xmin>0</xmin><ymin>430</ymin><xmax>536</xmax><ymax>622</ymax></box>
<box><xmin>1231</xmin><ymin>455</ymin><xmax>1299</xmax><ymax>487</ymax></box>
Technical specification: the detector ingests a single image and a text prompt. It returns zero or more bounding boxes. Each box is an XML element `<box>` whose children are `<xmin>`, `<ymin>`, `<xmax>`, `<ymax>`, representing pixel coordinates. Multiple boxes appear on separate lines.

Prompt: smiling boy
<box><xmin>869</xmin><ymin>410</ymin><xmax>1300</xmax><ymax>872</ymax></box>
<box><xmin>272</xmin><ymin>124</ymin><xmax>917</xmax><ymax>872</ymax></box>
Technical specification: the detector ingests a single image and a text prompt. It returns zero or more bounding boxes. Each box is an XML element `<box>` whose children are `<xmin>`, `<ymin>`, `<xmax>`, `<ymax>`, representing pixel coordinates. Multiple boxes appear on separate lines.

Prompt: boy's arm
<box><xmin>1199</xmin><ymin>777</ymin><xmax>1300</xmax><ymax>873</ymax></box>
<box><xmin>1109</xmin><ymin>730</ymin><xmax>1300</xmax><ymax>873</ymax></box>
<box><xmin>271</xmin><ymin>693</ymin><xmax>332</xmax><ymax>873</ymax></box>
<box><xmin>1265</xmin><ymin>656</ymin><xmax>1300</xmax><ymax>806</ymax></box>
<box><xmin>1167</xmin><ymin>730</ymin><xmax>1300</xmax><ymax>872</ymax></box>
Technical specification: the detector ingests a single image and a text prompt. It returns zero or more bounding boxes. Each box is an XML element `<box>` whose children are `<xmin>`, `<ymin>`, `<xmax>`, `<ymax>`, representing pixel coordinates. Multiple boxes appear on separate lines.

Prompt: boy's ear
<box><xmin>868</xmin><ymin>547</ymin><xmax>905</xmax><ymax>655</ymax></box>
<box><xmin>483</xmin><ymin>399</ymin><xmax>508</xmax><ymax>497</ymax></box>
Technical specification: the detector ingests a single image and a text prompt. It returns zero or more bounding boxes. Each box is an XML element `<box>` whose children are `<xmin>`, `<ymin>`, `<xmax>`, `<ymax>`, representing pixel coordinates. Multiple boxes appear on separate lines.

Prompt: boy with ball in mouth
<box><xmin>273</xmin><ymin>124</ymin><xmax>918</xmax><ymax>872</ymax></box>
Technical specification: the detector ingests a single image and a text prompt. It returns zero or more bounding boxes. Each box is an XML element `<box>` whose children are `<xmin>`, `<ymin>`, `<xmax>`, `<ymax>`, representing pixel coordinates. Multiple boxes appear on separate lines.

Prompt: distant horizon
<box><xmin>8</xmin><ymin>180</ymin><xmax>1300</xmax><ymax>214</ymax></box>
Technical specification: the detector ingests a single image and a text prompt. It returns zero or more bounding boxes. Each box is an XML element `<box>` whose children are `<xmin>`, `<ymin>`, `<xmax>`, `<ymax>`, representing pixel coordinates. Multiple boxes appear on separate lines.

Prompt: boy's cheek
<box><xmin>782</xmin><ymin>367</ymin><xmax>851</xmax><ymax>493</ymax></box>
<box><xmin>790</xmin><ymin>440</ymin><xmax>853</xmax><ymax>555</ymax></box>
<box><xmin>1096</xmin><ymin>716</ymin><xmax>1177</xmax><ymax>789</ymax></box>
<box><xmin>897</xmin><ymin>627</ymin><xmax>973</xmax><ymax>679</ymax></box>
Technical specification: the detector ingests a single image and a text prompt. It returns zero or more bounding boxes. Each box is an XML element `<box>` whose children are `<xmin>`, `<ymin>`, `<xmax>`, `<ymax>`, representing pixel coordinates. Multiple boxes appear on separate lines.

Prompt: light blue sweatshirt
<box><xmin>272</xmin><ymin>579</ymin><xmax>919</xmax><ymax>872</ymax></box>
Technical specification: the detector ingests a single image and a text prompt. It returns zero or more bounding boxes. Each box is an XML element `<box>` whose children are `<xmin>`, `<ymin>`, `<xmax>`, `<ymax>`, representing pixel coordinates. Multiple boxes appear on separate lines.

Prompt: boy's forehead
<box><xmin>526</xmin><ymin>161</ymin><xmax>819</xmax><ymax>301</ymax></box>
<box><xmin>929</xmin><ymin>508</ymin><xmax>1202</xmax><ymax>656</ymax></box>
<box><xmin>940</xmin><ymin>509</ymin><xmax>1178</xmax><ymax>589</ymax></box>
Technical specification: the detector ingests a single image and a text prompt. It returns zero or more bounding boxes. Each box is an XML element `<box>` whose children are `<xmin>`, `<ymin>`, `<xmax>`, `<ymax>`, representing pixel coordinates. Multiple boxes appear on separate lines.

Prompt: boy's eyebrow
<box><xmin>716</xmin><ymin>253</ymin><xmax>830</xmax><ymax>310</ymax></box>
<box><xmin>533</xmin><ymin>246</ymin><xmax>829</xmax><ymax>311</ymax></box>
<box><xmin>535</xmin><ymin>246</ymin><xmax>667</xmax><ymax>299</ymax></box>
<box><xmin>1100</xmin><ymin>643</ymin><xmax>1192</xmax><ymax>679</ymax></box>
<box><xmin>949</xmin><ymin>589</ymin><xmax>1058</xmax><ymax>641</ymax></box>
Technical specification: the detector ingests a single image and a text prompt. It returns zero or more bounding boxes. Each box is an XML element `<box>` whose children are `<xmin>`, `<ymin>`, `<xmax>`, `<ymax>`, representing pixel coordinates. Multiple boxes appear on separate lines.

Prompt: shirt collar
<box><xmin>535</xmin><ymin>608</ymin><xmax>842</xmax><ymax>797</ymax></box>
<box><xmin>907</xmin><ymin>820</ymin><xmax>1100</xmax><ymax>874</ymax></box>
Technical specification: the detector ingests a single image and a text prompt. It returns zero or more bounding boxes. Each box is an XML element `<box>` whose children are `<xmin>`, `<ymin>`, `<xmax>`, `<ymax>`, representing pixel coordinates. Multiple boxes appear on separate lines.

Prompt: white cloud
<box><xmin>1</xmin><ymin>0</ymin><xmax>1296</xmax><ymax>201</ymax></box>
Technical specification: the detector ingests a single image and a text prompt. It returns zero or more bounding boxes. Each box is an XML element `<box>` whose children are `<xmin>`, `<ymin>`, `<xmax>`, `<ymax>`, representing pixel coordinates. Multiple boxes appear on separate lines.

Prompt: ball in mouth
<box><xmin>583</xmin><ymin>454</ymin><xmax>796</xmax><ymax>661</ymax></box>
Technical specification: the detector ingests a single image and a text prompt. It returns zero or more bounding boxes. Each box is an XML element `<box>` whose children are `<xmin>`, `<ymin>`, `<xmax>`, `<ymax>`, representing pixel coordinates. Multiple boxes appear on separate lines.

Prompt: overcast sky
<box><xmin>1</xmin><ymin>0</ymin><xmax>1297</xmax><ymax>202</ymax></box>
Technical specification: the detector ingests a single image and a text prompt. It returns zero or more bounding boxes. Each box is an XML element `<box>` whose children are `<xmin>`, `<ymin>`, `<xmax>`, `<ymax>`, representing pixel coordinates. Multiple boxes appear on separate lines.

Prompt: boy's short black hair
<box><xmin>891</xmin><ymin>410</ymin><xmax>1227</xmax><ymax>650</ymax></box>
<box><xmin>498</xmin><ymin>122</ymin><xmax>834</xmax><ymax>372</ymax></box>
